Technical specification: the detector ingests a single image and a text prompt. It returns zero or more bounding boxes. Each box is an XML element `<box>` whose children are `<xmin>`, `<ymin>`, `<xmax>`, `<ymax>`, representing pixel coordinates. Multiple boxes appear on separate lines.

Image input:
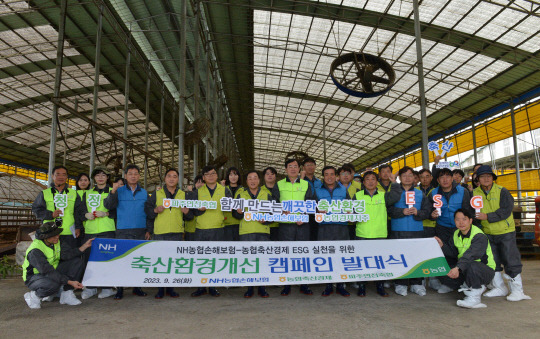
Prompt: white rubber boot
<box><xmin>395</xmin><ymin>285</ymin><xmax>408</xmax><ymax>296</ymax></box>
<box><xmin>81</xmin><ymin>288</ymin><xmax>98</xmax><ymax>300</ymax></box>
<box><xmin>457</xmin><ymin>285</ymin><xmax>487</xmax><ymax>309</ymax></box>
<box><xmin>60</xmin><ymin>290</ymin><xmax>82</xmax><ymax>306</ymax></box>
<box><xmin>410</xmin><ymin>284</ymin><xmax>426</xmax><ymax>296</ymax></box>
<box><xmin>24</xmin><ymin>291</ymin><xmax>41</xmax><ymax>309</ymax></box>
<box><xmin>504</xmin><ymin>274</ymin><xmax>531</xmax><ymax>301</ymax></box>
<box><xmin>428</xmin><ymin>277</ymin><xmax>442</xmax><ymax>291</ymax></box>
<box><xmin>98</xmin><ymin>288</ymin><xmax>116</xmax><ymax>299</ymax></box>
<box><xmin>484</xmin><ymin>272</ymin><xmax>508</xmax><ymax>297</ymax></box>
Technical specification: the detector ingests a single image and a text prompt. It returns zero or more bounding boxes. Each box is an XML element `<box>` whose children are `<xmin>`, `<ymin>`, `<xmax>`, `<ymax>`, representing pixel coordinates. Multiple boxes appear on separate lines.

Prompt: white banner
<box><xmin>83</xmin><ymin>238</ymin><xmax>450</xmax><ymax>287</ymax></box>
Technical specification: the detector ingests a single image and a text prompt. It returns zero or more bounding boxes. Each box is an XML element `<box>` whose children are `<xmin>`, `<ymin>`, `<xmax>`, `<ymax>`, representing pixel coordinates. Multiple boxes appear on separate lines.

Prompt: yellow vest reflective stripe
<box><xmin>453</xmin><ymin>225</ymin><xmax>495</xmax><ymax>270</ymax></box>
<box><xmin>195</xmin><ymin>184</ymin><xmax>226</xmax><ymax>229</ymax></box>
<box><xmin>43</xmin><ymin>188</ymin><xmax>76</xmax><ymax>236</ymax></box>
<box><xmin>22</xmin><ymin>239</ymin><xmax>61</xmax><ymax>282</ymax></box>
<box><xmin>473</xmin><ymin>184</ymin><xmax>515</xmax><ymax>235</ymax></box>
<box><xmin>355</xmin><ymin>189</ymin><xmax>387</xmax><ymax>239</ymax></box>
<box><xmin>84</xmin><ymin>188</ymin><xmax>116</xmax><ymax>234</ymax></box>
<box><xmin>154</xmin><ymin>188</ymin><xmax>186</xmax><ymax>234</ymax></box>
<box><xmin>277</xmin><ymin>178</ymin><xmax>308</xmax><ymax>224</ymax></box>
<box><xmin>237</xmin><ymin>189</ymin><xmax>271</xmax><ymax>235</ymax></box>
<box><xmin>224</xmin><ymin>186</ymin><xmax>243</xmax><ymax>226</ymax></box>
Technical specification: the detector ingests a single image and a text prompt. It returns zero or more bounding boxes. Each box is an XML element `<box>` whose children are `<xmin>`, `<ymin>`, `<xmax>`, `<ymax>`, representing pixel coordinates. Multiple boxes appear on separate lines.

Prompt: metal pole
<box><xmin>123</xmin><ymin>30</ymin><xmax>131</xmax><ymax>173</ymax></box>
<box><xmin>213</xmin><ymin>68</ymin><xmax>218</xmax><ymax>158</ymax></box>
<box><xmin>192</xmin><ymin>0</ymin><xmax>200</xmax><ymax>180</ymax></box>
<box><xmin>89</xmin><ymin>3</ymin><xmax>103</xmax><ymax>180</ymax></box>
<box><xmin>205</xmin><ymin>45</ymin><xmax>211</xmax><ymax>166</ymax></box>
<box><xmin>413</xmin><ymin>0</ymin><xmax>429</xmax><ymax>168</ymax></box>
<box><xmin>510</xmin><ymin>103</ymin><xmax>522</xmax><ymax>200</ymax></box>
<box><xmin>63</xmin><ymin>99</ymin><xmax>76</xmax><ymax>167</ymax></box>
<box><xmin>472</xmin><ymin>120</ymin><xmax>478</xmax><ymax>165</ymax></box>
<box><xmin>171</xmin><ymin>102</ymin><xmax>175</xmax><ymax>168</ymax></box>
<box><xmin>178</xmin><ymin>0</ymin><xmax>187</xmax><ymax>184</ymax></box>
<box><xmin>322</xmin><ymin>115</ymin><xmax>327</xmax><ymax>167</ymax></box>
<box><xmin>48</xmin><ymin>0</ymin><xmax>67</xmax><ymax>184</ymax></box>
<box><xmin>144</xmin><ymin>76</ymin><xmax>150</xmax><ymax>190</ymax></box>
<box><xmin>159</xmin><ymin>85</ymin><xmax>165</xmax><ymax>179</ymax></box>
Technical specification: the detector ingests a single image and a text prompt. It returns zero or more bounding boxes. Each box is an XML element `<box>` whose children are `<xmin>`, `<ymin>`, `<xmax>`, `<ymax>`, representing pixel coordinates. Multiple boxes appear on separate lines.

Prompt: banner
<box><xmin>82</xmin><ymin>238</ymin><xmax>450</xmax><ymax>287</ymax></box>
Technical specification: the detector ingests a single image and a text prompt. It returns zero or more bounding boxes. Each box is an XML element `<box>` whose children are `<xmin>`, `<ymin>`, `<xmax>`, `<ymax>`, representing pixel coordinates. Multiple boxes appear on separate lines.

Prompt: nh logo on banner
<box><xmin>98</xmin><ymin>243</ymin><xmax>117</xmax><ymax>251</ymax></box>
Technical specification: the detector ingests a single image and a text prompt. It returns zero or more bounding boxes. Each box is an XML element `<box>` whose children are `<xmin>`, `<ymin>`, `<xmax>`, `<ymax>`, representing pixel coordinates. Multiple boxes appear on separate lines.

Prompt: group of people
<box><xmin>23</xmin><ymin>156</ymin><xmax>531</xmax><ymax>310</ymax></box>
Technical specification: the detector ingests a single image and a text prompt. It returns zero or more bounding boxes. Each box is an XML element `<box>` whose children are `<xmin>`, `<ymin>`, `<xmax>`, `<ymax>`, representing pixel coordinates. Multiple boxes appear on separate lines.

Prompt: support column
<box><xmin>472</xmin><ymin>120</ymin><xmax>478</xmax><ymax>165</ymax></box>
<box><xmin>144</xmin><ymin>76</ymin><xmax>150</xmax><ymax>190</ymax></box>
<box><xmin>413</xmin><ymin>0</ymin><xmax>429</xmax><ymax>168</ymax></box>
<box><xmin>89</xmin><ymin>2</ymin><xmax>103</xmax><ymax>180</ymax></box>
<box><xmin>178</xmin><ymin>0</ymin><xmax>187</xmax><ymax>183</ymax></box>
<box><xmin>159</xmin><ymin>85</ymin><xmax>165</xmax><ymax>180</ymax></box>
<box><xmin>48</xmin><ymin>0</ymin><xmax>67</xmax><ymax>184</ymax></box>
<box><xmin>192</xmin><ymin>0</ymin><xmax>201</xmax><ymax>180</ymax></box>
<box><xmin>322</xmin><ymin>115</ymin><xmax>327</xmax><ymax>167</ymax></box>
<box><xmin>510</xmin><ymin>103</ymin><xmax>522</xmax><ymax>199</ymax></box>
<box><xmin>122</xmin><ymin>30</ymin><xmax>131</xmax><ymax>173</ymax></box>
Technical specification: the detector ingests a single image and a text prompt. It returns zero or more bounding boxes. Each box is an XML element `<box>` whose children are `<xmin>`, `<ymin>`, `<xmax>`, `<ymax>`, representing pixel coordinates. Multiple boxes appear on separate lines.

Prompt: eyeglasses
<box><xmin>204</xmin><ymin>172</ymin><xmax>218</xmax><ymax>177</ymax></box>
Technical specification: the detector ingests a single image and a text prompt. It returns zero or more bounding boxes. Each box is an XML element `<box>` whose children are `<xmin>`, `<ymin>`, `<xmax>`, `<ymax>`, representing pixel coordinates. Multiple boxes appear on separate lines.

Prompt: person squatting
<box><xmin>25</xmin><ymin>159</ymin><xmax>531</xmax><ymax>310</ymax></box>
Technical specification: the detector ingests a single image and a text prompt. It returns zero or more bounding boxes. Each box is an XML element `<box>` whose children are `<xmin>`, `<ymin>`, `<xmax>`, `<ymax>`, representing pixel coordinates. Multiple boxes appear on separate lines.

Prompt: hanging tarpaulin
<box><xmin>82</xmin><ymin>238</ymin><xmax>450</xmax><ymax>287</ymax></box>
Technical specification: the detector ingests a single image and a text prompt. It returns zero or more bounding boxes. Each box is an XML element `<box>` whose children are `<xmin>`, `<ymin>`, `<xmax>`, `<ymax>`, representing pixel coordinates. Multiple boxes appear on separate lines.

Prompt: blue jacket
<box><xmin>390</xmin><ymin>188</ymin><xmax>424</xmax><ymax>232</ymax></box>
<box><xmin>305</xmin><ymin>176</ymin><xmax>323</xmax><ymax>192</ymax></box>
<box><xmin>431</xmin><ymin>184</ymin><xmax>465</xmax><ymax>229</ymax></box>
<box><xmin>116</xmin><ymin>184</ymin><xmax>148</xmax><ymax>230</ymax></box>
<box><xmin>315</xmin><ymin>182</ymin><xmax>348</xmax><ymax>225</ymax></box>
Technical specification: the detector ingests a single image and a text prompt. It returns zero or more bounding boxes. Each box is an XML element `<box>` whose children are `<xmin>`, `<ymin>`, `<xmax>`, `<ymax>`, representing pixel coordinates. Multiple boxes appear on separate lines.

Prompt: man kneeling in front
<box><xmin>435</xmin><ymin>209</ymin><xmax>495</xmax><ymax>308</ymax></box>
<box><xmin>22</xmin><ymin>222</ymin><xmax>93</xmax><ymax>309</ymax></box>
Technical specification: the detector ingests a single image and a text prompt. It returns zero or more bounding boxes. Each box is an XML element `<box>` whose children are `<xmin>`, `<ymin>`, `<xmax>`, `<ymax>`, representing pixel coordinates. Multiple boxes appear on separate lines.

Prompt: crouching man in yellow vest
<box><xmin>189</xmin><ymin>165</ymin><xmax>232</xmax><ymax>297</ymax></box>
<box><xmin>435</xmin><ymin>209</ymin><xmax>495</xmax><ymax>308</ymax></box>
<box><xmin>232</xmin><ymin>170</ymin><xmax>272</xmax><ymax>298</ymax></box>
<box><xmin>22</xmin><ymin>222</ymin><xmax>93</xmax><ymax>309</ymax></box>
<box><xmin>473</xmin><ymin>165</ymin><xmax>531</xmax><ymax>301</ymax></box>
<box><xmin>145</xmin><ymin>168</ymin><xmax>193</xmax><ymax>299</ymax></box>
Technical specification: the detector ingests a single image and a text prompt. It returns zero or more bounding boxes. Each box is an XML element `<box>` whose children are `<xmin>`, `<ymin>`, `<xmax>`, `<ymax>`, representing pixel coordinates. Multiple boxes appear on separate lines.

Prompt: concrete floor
<box><xmin>1</xmin><ymin>260</ymin><xmax>539</xmax><ymax>339</ymax></box>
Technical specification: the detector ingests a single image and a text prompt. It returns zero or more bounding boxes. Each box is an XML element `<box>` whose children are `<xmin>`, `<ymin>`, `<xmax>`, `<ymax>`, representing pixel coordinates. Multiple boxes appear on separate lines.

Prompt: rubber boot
<box><xmin>410</xmin><ymin>284</ymin><xmax>427</xmax><ymax>296</ymax></box>
<box><xmin>484</xmin><ymin>272</ymin><xmax>508</xmax><ymax>297</ymax></box>
<box><xmin>376</xmin><ymin>282</ymin><xmax>389</xmax><ymax>297</ymax></box>
<box><xmin>191</xmin><ymin>287</ymin><xmax>207</xmax><ymax>297</ymax></box>
<box><xmin>280</xmin><ymin>285</ymin><xmax>291</xmax><ymax>296</ymax></box>
<box><xmin>299</xmin><ymin>284</ymin><xmax>313</xmax><ymax>295</ymax></box>
<box><xmin>166</xmin><ymin>287</ymin><xmax>179</xmax><ymax>298</ymax></box>
<box><xmin>428</xmin><ymin>277</ymin><xmax>442</xmax><ymax>291</ymax></box>
<box><xmin>208</xmin><ymin>287</ymin><xmax>221</xmax><ymax>297</ymax></box>
<box><xmin>357</xmin><ymin>284</ymin><xmax>366</xmax><ymax>297</ymax></box>
<box><xmin>457</xmin><ymin>285</ymin><xmax>487</xmax><ymax>309</ymax></box>
<box><xmin>132</xmin><ymin>287</ymin><xmax>147</xmax><ymax>297</ymax></box>
<box><xmin>336</xmin><ymin>283</ymin><xmax>350</xmax><ymax>297</ymax></box>
<box><xmin>98</xmin><ymin>288</ymin><xmax>116</xmax><ymax>299</ymax></box>
<box><xmin>155</xmin><ymin>287</ymin><xmax>165</xmax><ymax>299</ymax></box>
<box><xmin>24</xmin><ymin>291</ymin><xmax>41</xmax><ymax>309</ymax></box>
<box><xmin>395</xmin><ymin>284</ymin><xmax>407</xmax><ymax>296</ymax></box>
<box><xmin>81</xmin><ymin>288</ymin><xmax>98</xmax><ymax>300</ymax></box>
<box><xmin>60</xmin><ymin>290</ymin><xmax>82</xmax><ymax>306</ymax></box>
<box><xmin>258</xmin><ymin>286</ymin><xmax>269</xmax><ymax>298</ymax></box>
<box><xmin>504</xmin><ymin>274</ymin><xmax>531</xmax><ymax>301</ymax></box>
<box><xmin>114</xmin><ymin>287</ymin><xmax>124</xmax><ymax>300</ymax></box>
<box><xmin>321</xmin><ymin>283</ymin><xmax>333</xmax><ymax>296</ymax></box>
<box><xmin>244</xmin><ymin>287</ymin><xmax>254</xmax><ymax>298</ymax></box>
